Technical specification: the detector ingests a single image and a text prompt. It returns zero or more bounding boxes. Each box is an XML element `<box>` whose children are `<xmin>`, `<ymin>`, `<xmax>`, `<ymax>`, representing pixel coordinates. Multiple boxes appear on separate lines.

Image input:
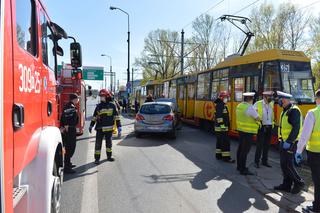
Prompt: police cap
<box><xmin>243</xmin><ymin>92</ymin><xmax>255</xmax><ymax>97</ymax></box>
<box><xmin>262</xmin><ymin>91</ymin><xmax>273</xmax><ymax>96</ymax></box>
<box><xmin>276</xmin><ymin>91</ymin><xmax>292</xmax><ymax>99</ymax></box>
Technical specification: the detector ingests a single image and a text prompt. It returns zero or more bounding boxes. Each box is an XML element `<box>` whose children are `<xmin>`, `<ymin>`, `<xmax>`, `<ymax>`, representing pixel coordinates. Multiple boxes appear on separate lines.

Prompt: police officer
<box><xmin>89</xmin><ymin>89</ymin><xmax>121</xmax><ymax>164</ymax></box>
<box><xmin>236</xmin><ymin>92</ymin><xmax>260</xmax><ymax>175</ymax></box>
<box><xmin>296</xmin><ymin>89</ymin><xmax>320</xmax><ymax>213</ymax></box>
<box><xmin>274</xmin><ymin>91</ymin><xmax>304</xmax><ymax>194</ymax></box>
<box><xmin>60</xmin><ymin>94</ymin><xmax>79</xmax><ymax>174</ymax></box>
<box><xmin>214</xmin><ymin>91</ymin><xmax>235</xmax><ymax>163</ymax></box>
<box><xmin>254</xmin><ymin>91</ymin><xmax>274</xmax><ymax>168</ymax></box>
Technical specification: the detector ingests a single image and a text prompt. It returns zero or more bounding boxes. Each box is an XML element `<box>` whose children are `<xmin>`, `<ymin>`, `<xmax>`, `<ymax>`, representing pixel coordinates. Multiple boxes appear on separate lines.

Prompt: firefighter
<box><xmin>89</xmin><ymin>89</ymin><xmax>122</xmax><ymax>164</ymax></box>
<box><xmin>296</xmin><ymin>89</ymin><xmax>320</xmax><ymax>213</ymax></box>
<box><xmin>274</xmin><ymin>91</ymin><xmax>304</xmax><ymax>194</ymax></box>
<box><xmin>253</xmin><ymin>91</ymin><xmax>274</xmax><ymax>168</ymax></box>
<box><xmin>60</xmin><ymin>94</ymin><xmax>79</xmax><ymax>174</ymax></box>
<box><xmin>214</xmin><ymin>91</ymin><xmax>235</xmax><ymax>163</ymax></box>
<box><xmin>236</xmin><ymin>92</ymin><xmax>260</xmax><ymax>175</ymax></box>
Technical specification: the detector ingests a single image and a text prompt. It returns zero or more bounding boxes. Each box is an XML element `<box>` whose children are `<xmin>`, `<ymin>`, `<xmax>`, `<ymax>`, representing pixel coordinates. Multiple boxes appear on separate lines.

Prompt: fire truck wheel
<box><xmin>51</xmin><ymin>162</ymin><xmax>62</xmax><ymax>213</ymax></box>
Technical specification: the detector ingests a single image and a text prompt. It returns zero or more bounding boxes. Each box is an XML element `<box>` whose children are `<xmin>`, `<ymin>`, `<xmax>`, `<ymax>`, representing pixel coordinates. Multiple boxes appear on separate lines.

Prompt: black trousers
<box><xmin>255</xmin><ymin>125</ymin><xmax>272</xmax><ymax>164</ymax></box>
<box><xmin>62</xmin><ymin>127</ymin><xmax>77</xmax><ymax>166</ymax></box>
<box><xmin>279</xmin><ymin>143</ymin><xmax>304</xmax><ymax>188</ymax></box>
<box><xmin>237</xmin><ymin>131</ymin><xmax>253</xmax><ymax>172</ymax></box>
<box><xmin>216</xmin><ymin>131</ymin><xmax>231</xmax><ymax>160</ymax></box>
<box><xmin>307</xmin><ymin>150</ymin><xmax>320</xmax><ymax>211</ymax></box>
<box><xmin>95</xmin><ymin>130</ymin><xmax>113</xmax><ymax>160</ymax></box>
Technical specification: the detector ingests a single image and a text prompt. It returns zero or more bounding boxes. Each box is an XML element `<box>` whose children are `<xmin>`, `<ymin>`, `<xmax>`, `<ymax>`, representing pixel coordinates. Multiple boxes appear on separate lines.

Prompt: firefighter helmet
<box><xmin>99</xmin><ymin>89</ymin><xmax>111</xmax><ymax>98</ymax></box>
<box><xmin>218</xmin><ymin>91</ymin><xmax>229</xmax><ymax>99</ymax></box>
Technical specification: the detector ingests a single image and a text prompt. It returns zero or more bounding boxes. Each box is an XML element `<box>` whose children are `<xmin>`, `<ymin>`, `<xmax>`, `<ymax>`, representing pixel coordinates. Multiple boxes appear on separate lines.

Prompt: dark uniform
<box><xmin>214</xmin><ymin>98</ymin><xmax>233</xmax><ymax>162</ymax></box>
<box><xmin>60</xmin><ymin>101</ymin><xmax>79</xmax><ymax>170</ymax></box>
<box><xmin>275</xmin><ymin>102</ymin><xmax>304</xmax><ymax>193</ymax></box>
<box><xmin>90</xmin><ymin>100</ymin><xmax>121</xmax><ymax>163</ymax></box>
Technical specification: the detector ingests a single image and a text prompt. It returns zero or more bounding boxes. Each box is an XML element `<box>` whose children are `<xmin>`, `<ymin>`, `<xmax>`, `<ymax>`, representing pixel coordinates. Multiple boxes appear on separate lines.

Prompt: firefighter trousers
<box><xmin>307</xmin><ymin>151</ymin><xmax>320</xmax><ymax>212</ymax></box>
<box><xmin>95</xmin><ymin>130</ymin><xmax>113</xmax><ymax>160</ymax></box>
<box><xmin>237</xmin><ymin>131</ymin><xmax>253</xmax><ymax>172</ymax></box>
<box><xmin>255</xmin><ymin>125</ymin><xmax>272</xmax><ymax>164</ymax></box>
<box><xmin>62</xmin><ymin>127</ymin><xmax>77</xmax><ymax>167</ymax></box>
<box><xmin>279</xmin><ymin>144</ymin><xmax>304</xmax><ymax>188</ymax></box>
<box><xmin>216</xmin><ymin>131</ymin><xmax>231</xmax><ymax>161</ymax></box>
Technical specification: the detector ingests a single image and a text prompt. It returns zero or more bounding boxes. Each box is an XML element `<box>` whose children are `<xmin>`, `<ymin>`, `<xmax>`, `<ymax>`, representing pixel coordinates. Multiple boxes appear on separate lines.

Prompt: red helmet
<box><xmin>99</xmin><ymin>89</ymin><xmax>111</xmax><ymax>98</ymax></box>
<box><xmin>218</xmin><ymin>91</ymin><xmax>229</xmax><ymax>99</ymax></box>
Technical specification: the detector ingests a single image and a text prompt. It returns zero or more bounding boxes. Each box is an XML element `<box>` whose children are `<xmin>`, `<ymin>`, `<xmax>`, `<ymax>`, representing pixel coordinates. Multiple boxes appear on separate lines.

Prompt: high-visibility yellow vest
<box><xmin>256</xmin><ymin>100</ymin><xmax>274</xmax><ymax>127</ymax></box>
<box><xmin>278</xmin><ymin>105</ymin><xmax>302</xmax><ymax>141</ymax></box>
<box><xmin>236</xmin><ymin>102</ymin><xmax>259</xmax><ymax>134</ymax></box>
<box><xmin>307</xmin><ymin>106</ymin><xmax>320</xmax><ymax>152</ymax></box>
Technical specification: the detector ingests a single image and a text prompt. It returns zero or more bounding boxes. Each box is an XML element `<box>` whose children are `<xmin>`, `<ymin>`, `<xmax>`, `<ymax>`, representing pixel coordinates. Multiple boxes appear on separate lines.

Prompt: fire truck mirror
<box><xmin>70</xmin><ymin>42</ymin><xmax>82</xmax><ymax>68</ymax></box>
<box><xmin>50</xmin><ymin>22</ymin><xmax>68</xmax><ymax>40</ymax></box>
<box><xmin>56</xmin><ymin>45</ymin><xmax>64</xmax><ymax>56</ymax></box>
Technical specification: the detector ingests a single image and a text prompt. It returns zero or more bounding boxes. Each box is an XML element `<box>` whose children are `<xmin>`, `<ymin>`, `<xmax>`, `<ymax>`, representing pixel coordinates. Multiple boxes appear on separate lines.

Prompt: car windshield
<box><xmin>280</xmin><ymin>61</ymin><xmax>315</xmax><ymax>103</ymax></box>
<box><xmin>140</xmin><ymin>104</ymin><xmax>171</xmax><ymax>114</ymax></box>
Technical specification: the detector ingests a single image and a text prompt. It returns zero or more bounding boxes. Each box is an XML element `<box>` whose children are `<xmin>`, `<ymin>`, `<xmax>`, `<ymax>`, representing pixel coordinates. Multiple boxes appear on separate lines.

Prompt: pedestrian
<box><xmin>236</xmin><ymin>92</ymin><xmax>260</xmax><ymax>175</ymax></box>
<box><xmin>296</xmin><ymin>89</ymin><xmax>320</xmax><ymax>213</ymax></box>
<box><xmin>214</xmin><ymin>91</ymin><xmax>235</xmax><ymax>163</ymax></box>
<box><xmin>89</xmin><ymin>89</ymin><xmax>122</xmax><ymax>164</ymax></box>
<box><xmin>134</xmin><ymin>98</ymin><xmax>140</xmax><ymax>113</ymax></box>
<box><xmin>274</xmin><ymin>91</ymin><xmax>304</xmax><ymax>194</ymax></box>
<box><xmin>254</xmin><ymin>91</ymin><xmax>274</xmax><ymax>168</ymax></box>
<box><xmin>122</xmin><ymin>97</ymin><xmax>127</xmax><ymax>113</ymax></box>
<box><xmin>145</xmin><ymin>94</ymin><xmax>154</xmax><ymax>103</ymax></box>
<box><xmin>60</xmin><ymin>94</ymin><xmax>79</xmax><ymax>174</ymax></box>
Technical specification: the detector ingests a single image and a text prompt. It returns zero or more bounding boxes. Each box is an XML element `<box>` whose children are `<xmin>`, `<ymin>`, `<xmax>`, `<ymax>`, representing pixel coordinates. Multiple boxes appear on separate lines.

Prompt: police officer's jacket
<box><xmin>214</xmin><ymin>98</ymin><xmax>230</xmax><ymax>132</ymax></box>
<box><xmin>279</xmin><ymin>103</ymin><xmax>301</xmax><ymax>143</ymax></box>
<box><xmin>90</xmin><ymin>101</ymin><xmax>121</xmax><ymax>132</ymax></box>
<box><xmin>60</xmin><ymin>102</ymin><xmax>79</xmax><ymax>128</ymax></box>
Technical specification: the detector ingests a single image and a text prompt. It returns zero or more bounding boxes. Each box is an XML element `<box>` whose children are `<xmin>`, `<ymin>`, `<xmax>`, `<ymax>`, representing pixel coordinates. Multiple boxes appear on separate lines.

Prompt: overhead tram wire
<box><xmin>182</xmin><ymin>0</ymin><xmax>225</xmax><ymax>30</ymax></box>
<box><xmin>232</xmin><ymin>0</ymin><xmax>261</xmax><ymax>15</ymax></box>
<box><xmin>299</xmin><ymin>0</ymin><xmax>320</xmax><ymax>11</ymax></box>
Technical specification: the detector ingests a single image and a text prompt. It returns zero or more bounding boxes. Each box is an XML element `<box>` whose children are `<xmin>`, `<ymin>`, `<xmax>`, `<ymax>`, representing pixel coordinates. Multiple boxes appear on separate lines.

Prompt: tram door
<box><xmin>184</xmin><ymin>83</ymin><xmax>195</xmax><ymax>119</ymax></box>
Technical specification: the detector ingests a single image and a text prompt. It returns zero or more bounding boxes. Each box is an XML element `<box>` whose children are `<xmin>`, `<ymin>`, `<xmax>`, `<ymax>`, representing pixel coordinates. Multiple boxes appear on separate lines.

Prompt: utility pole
<box><xmin>110</xmin><ymin>65</ymin><xmax>113</xmax><ymax>92</ymax></box>
<box><xmin>180</xmin><ymin>29</ymin><xmax>185</xmax><ymax>75</ymax></box>
<box><xmin>131</xmin><ymin>68</ymin><xmax>134</xmax><ymax>98</ymax></box>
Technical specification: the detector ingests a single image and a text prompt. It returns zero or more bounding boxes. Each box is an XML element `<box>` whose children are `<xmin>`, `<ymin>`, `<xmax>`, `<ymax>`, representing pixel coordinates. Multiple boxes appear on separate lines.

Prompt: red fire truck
<box><xmin>0</xmin><ymin>0</ymin><xmax>82</xmax><ymax>212</ymax></box>
<box><xmin>58</xmin><ymin>63</ymin><xmax>86</xmax><ymax>136</ymax></box>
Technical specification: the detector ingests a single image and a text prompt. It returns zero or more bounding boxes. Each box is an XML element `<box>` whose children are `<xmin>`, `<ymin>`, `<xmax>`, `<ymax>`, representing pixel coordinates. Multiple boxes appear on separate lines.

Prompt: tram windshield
<box><xmin>280</xmin><ymin>61</ymin><xmax>314</xmax><ymax>103</ymax></box>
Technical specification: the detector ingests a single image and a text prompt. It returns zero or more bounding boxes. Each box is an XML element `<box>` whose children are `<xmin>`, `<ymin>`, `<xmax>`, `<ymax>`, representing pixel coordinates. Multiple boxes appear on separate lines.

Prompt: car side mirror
<box><xmin>70</xmin><ymin>42</ymin><xmax>82</xmax><ymax>68</ymax></box>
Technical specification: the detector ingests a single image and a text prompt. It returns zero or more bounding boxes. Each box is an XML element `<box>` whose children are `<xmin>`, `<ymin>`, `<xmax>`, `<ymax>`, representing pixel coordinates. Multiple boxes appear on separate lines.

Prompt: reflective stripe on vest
<box><xmin>256</xmin><ymin>100</ymin><xmax>274</xmax><ymax>126</ymax></box>
<box><xmin>307</xmin><ymin>107</ymin><xmax>320</xmax><ymax>152</ymax></box>
<box><xmin>236</xmin><ymin>102</ymin><xmax>259</xmax><ymax>134</ymax></box>
<box><xmin>278</xmin><ymin>105</ymin><xmax>302</xmax><ymax>141</ymax></box>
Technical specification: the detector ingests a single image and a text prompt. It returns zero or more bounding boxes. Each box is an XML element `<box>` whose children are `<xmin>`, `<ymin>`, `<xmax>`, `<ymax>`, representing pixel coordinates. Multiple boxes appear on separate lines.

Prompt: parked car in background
<box><xmin>134</xmin><ymin>102</ymin><xmax>177</xmax><ymax>139</ymax></box>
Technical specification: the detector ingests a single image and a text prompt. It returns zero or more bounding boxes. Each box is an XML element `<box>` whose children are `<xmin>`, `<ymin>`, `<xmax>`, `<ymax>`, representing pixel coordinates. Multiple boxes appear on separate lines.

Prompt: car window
<box><xmin>140</xmin><ymin>104</ymin><xmax>171</xmax><ymax>114</ymax></box>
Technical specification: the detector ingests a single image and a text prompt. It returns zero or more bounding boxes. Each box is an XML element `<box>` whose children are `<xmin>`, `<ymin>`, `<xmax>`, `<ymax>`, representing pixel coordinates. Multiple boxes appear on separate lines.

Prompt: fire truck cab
<box><xmin>0</xmin><ymin>0</ymin><xmax>82</xmax><ymax>212</ymax></box>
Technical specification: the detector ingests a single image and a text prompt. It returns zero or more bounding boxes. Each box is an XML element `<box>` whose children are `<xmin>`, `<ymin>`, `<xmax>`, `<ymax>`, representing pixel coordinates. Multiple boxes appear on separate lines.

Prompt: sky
<box><xmin>43</xmin><ymin>0</ymin><xmax>320</xmax><ymax>90</ymax></box>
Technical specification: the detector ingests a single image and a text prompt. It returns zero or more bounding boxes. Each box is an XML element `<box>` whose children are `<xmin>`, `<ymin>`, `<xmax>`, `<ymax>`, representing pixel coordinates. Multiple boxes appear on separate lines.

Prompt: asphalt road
<box><xmin>60</xmin><ymin>99</ymin><xmax>311</xmax><ymax>213</ymax></box>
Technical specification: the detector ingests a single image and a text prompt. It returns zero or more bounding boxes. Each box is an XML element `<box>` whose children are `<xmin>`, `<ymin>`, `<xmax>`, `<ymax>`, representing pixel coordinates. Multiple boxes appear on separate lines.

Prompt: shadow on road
<box><xmin>118</xmin><ymin>133</ymin><xmax>175</xmax><ymax>147</ymax></box>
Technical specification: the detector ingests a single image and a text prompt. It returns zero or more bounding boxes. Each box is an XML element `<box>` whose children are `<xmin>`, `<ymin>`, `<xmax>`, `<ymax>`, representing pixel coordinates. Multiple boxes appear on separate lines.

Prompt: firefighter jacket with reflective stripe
<box><xmin>256</xmin><ymin>100</ymin><xmax>274</xmax><ymax>127</ymax></box>
<box><xmin>236</xmin><ymin>102</ymin><xmax>259</xmax><ymax>134</ymax></box>
<box><xmin>278</xmin><ymin>104</ymin><xmax>302</xmax><ymax>143</ymax></box>
<box><xmin>214</xmin><ymin>99</ymin><xmax>230</xmax><ymax>132</ymax></box>
<box><xmin>90</xmin><ymin>101</ymin><xmax>121</xmax><ymax>132</ymax></box>
<box><xmin>60</xmin><ymin>102</ymin><xmax>79</xmax><ymax>127</ymax></box>
<box><xmin>307</xmin><ymin>106</ymin><xmax>320</xmax><ymax>152</ymax></box>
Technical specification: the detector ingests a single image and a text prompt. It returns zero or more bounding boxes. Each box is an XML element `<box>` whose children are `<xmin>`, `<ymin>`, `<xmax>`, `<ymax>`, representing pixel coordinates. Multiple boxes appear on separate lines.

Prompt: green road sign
<box><xmin>82</xmin><ymin>66</ymin><xmax>104</xmax><ymax>80</ymax></box>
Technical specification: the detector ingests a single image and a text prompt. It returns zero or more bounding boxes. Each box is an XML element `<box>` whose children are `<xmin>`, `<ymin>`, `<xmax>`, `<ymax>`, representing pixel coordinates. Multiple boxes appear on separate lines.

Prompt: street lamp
<box><xmin>101</xmin><ymin>54</ymin><xmax>113</xmax><ymax>91</ymax></box>
<box><xmin>109</xmin><ymin>6</ymin><xmax>130</xmax><ymax>98</ymax></box>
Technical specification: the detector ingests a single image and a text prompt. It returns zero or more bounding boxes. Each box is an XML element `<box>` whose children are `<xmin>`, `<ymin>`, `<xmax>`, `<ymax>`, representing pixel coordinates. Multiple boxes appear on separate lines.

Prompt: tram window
<box><xmin>188</xmin><ymin>85</ymin><xmax>195</xmax><ymax>99</ymax></box>
<box><xmin>212</xmin><ymin>70</ymin><xmax>219</xmax><ymax>79</ymax></box>
<box><xmin>179</xmin><ymin>85</ymin><xmax>184</xmax><ymax>99</ymax></box>
<box><xmin>220</xmin><ymin>69</ymin><xmax>229</xmax><ymax>78</ymax></box>
<box><xmin>211</xmin><ymin>80</ymin><xmax>219</xmax><ymax>100</ymax></box>
<box><xmin>197</xmin><ymin>73</ymin><xmax>210</xmax><ymax>99</ymax></box>
<box><xmin>264</xmin><ymin>61</ymin><xmax>281</xmax><ymax>91</ymax></box>
<box><xmin>245</xmin><ymin>77</ymin><xmax>251</xmax><ymax>92</ymax></box>
<box><xmin>220</xmin><ymin>79</ymin><xmax>229</xmax><ymax>92</ymax></box>
<box><xmin>234</xmin><ymin>78</ymin><xmax>244</xmax><ymax>102</ymax></box>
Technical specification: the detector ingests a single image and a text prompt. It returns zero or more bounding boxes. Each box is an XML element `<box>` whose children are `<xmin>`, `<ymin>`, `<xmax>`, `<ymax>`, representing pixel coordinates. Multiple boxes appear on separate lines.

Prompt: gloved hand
<box><xmin>295</xmin><ymin>153</ymin><xmax>303</xmax><ymax>164</ymax></box>
<box><xmin>89</xmin><ymin>126</ymin><xmax>93</xmax><ymax>134</ymax></box>
<box><xmin>117</xmin><ymin>127</ymin><xmax>122</xmax><ymax>137</ymax></box>
<box><xmin>282</xmin><ymin>141</ymin><xmax>292</xmax><ymax>150</ymax></box>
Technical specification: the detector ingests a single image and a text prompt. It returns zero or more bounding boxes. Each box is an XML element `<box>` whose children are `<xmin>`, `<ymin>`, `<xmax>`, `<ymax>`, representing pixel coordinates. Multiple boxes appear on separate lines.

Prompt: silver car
<box><xmin>134</xmin><ymin>102</ymin><xmax>177</xmax><ymax>139</ymax></box>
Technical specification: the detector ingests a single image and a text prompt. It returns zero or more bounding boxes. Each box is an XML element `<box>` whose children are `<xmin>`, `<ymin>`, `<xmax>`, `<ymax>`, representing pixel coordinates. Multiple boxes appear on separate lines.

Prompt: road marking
<box><xmin>80</xmin><ymin>138</ymin><xmax>99</xmax><ymax>213</ymax></box>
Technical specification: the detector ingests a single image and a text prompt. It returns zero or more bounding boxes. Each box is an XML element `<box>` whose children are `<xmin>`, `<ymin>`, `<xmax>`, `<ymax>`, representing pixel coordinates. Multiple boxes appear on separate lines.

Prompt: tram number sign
<box><xmin>204</xmin><ymin>102</ymin><xmax>214</xmax><ymax>120</ymax></box>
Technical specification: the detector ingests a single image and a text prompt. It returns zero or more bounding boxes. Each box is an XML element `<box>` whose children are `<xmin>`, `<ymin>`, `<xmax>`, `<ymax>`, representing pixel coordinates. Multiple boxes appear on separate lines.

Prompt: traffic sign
<box><xmin>82</xmin><ymin>66</ymin><xmax>104</xmax><ymax>80</ymax></box>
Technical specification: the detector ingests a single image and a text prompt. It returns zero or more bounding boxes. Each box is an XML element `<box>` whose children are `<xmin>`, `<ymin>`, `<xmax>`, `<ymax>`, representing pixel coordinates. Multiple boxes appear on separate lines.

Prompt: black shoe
<box><xmin>94</xmin><ymin>160</ymin><xmax>100</xmax><ymax>165</ymax></box>
<box><xmin>254</xmin><ymin>162</ymin><xmax>260</xmax><ymax>168</ymax></box>
<box><xmin>291</xmin><ymin>183</ymin><xmax>305</xmax><ymax>194</ymax></box>
<box><xmin>107</xmin><ymin>157</ymin><xmax>115</xmax><ymax>162</ymax></box>
<box><xmin>240</xmin><ymin>170</ymin><xmax>254</xmax><ymax>176</ymax></box>
<box><xmin>64</xmin><ymin>167</ymin><xmax>76</xmax><ymax>174</ymax></box>
<box><xmin>65</xmin><ymin>163</ymin><xmax>76</xmax><ymax>168</ymax></box>
<box><xmin>262</xmin><ymin>162</ymin><xmax>272</xmax><ymax>168</ymax></box>
<box><xmin>223</xmin><ymin>159</ymin><xmax>235</xmax><ymax>163</ymax></box>
<box><xmin>274</xmin><ymin>184</ymin><xmax>291</xmax><ymax>192</ymax></box>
